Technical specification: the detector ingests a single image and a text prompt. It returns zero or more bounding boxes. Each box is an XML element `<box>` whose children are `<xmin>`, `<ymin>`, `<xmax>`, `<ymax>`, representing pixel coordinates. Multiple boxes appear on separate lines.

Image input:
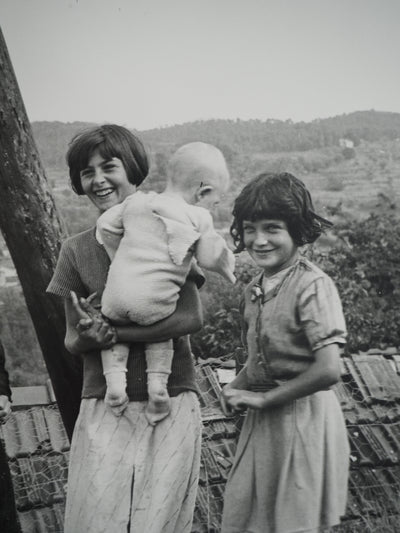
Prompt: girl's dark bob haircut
<box><xmin>67</xmin><ymin>124</ymin><xmax>149</xmax><ymax>195</ymax></box>
<box><xmin>230</xmin><ymin>172</ymin><xmax>333</xmax><ymax>253</ymax></box>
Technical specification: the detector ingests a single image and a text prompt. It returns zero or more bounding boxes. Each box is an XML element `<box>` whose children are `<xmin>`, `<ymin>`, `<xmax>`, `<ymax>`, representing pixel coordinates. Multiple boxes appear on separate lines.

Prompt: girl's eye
<box><xmin>80</xmin><ymin>169</ymin><xmax>93</xmax><ymax>179</ymax></box>
<box><xmin>102</xmin><ymin>164</ymin><xmax>116</xmax><ymax>172</ymax></box>
<box><xmin>264</xmin><ymin>224</ymin><xmax>281</xmax><ymax>232</ymax></box>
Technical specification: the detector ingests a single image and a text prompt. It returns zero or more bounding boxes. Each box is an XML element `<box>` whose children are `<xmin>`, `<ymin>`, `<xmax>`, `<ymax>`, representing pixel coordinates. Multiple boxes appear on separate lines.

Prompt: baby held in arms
<box><xmin>95</xmin><ymin>142</ymin><xmax>235</xmax><ymax>424</ymax></box>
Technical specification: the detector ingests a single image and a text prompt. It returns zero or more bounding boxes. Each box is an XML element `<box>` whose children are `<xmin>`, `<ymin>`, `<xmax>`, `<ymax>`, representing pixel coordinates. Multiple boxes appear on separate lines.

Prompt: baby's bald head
<box><xmin>166</xmin><ymin>142</ymin><xmax>230</xmax><ymax>208</ymax></box>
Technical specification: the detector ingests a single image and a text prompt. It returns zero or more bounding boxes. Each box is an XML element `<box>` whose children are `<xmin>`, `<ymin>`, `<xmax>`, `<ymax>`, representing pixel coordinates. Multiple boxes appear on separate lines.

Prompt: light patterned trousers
<box><xmin>64</xmin><ymin>392</ymin><xmax>202</xmax><ymax>533</ymax></box>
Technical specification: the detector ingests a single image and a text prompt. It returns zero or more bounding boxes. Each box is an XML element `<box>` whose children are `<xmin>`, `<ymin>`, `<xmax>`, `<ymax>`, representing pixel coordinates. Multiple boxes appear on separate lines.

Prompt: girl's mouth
<box><xmin>94</xmin><ymin>188</ymin><xmax>114</xmax><ymax>198</ymax></box>
<box><xmin>254</xmin><ymin>249</ymin><xmax>275</xmax><ymax>255</ymax></box>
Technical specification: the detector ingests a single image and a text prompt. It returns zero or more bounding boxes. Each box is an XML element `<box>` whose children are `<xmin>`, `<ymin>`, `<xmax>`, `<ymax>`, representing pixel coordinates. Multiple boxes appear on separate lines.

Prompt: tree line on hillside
<box><xmin>32</xmin><ymin>111</ymin><xmax>400</xmax><ymax>170</ymax></box>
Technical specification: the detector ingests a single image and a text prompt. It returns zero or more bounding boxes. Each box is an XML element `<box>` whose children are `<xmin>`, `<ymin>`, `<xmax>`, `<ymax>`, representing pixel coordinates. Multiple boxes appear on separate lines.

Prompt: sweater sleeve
<box><xmin>46</xmin><ymin>239</ymin><xmax>88</xmax><ymax>299</ymax></box>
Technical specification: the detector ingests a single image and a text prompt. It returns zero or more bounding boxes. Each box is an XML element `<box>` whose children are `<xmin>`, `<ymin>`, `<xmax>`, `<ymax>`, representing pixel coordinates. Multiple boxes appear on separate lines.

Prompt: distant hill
<box><xmin>140</xmin><ymin>110</ymin><xmax>400</xmax><ymax>153</ymax></box>
<box><xmin>31</xmin><ymin>111</ymin><xmax>400</xmax><ymax>170</ymax></box>
<box><xmin>32</xmin><ymin>121</ymin><xmax>97</xmax><ymax>168</ymax></box>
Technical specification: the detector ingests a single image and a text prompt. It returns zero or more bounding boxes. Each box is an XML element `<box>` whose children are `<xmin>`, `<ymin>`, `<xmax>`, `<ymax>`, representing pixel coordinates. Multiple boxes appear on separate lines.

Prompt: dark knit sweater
<box><xmin>47</xmin><ymin>228</ymin><xmax>204</xmax><ymax>401</ymax></box>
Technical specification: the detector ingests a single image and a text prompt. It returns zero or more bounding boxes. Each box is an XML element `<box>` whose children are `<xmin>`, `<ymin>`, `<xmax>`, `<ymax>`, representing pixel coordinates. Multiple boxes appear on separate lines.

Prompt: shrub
<box><xmin>342</xmin><ymin>147</ymin><xmax>356</xmax><ymax>160</ymax></box>
<box><xmin>313</xmin><ymin>211</ymin><xmax>400</xmax><ymax>352</ymax></box>
<box><xmin>324</xmin><ymin>175</ymin><xmax>345</xmax><ymax>192</ymax></box>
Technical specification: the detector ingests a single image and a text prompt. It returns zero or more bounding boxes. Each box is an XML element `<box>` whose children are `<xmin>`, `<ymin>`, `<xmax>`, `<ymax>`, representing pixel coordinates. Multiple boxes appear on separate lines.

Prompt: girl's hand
<box><xmin>77</xmin><ymin>316</ymin><xmax>117</xmax><ymax>348</ymax></box>
<box><xmin>70</xmin><ymin>291</ymin><xmax>117</xmax><ymax>349</ymax></box>
<box><xmin>220</xmin><ymin>385</ymin><xmax>235</xmax><ymax>416</ymax></box>
<box><xmin>223</xmin><ymin>388</ymin><xmax>266</xmax><ymax>411</ymax></box>
<box><xmin>0</xmin><ymin>395</ymin><xmax>11</xmax><ymax>424</ymax></box>
<box><xmin>71</xmin><ymin>291</ymin><xmax>100</xmax><ymax>323</ymax></box>
<box><xmin>222</xmin><ymin>387</ymin><xmax>247</xmax><ymax>413</ymax></box>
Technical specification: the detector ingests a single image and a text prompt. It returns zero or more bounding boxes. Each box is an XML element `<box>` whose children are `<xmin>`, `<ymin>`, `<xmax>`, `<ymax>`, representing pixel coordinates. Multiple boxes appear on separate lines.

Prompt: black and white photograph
<box><xmin>1</xmin><ymin>1</ymin><xmax>400</xmax><ymax>532</ymax></box>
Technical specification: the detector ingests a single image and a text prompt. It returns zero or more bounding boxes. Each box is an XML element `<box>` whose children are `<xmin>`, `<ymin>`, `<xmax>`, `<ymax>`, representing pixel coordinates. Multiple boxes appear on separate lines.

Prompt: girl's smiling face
<box><xmin>80</xmin><ymin>149</ymin><xmax>136</xmax><ymax>212</ymax></box>
<box><xmin>243</xmin><ymin>218</ymin><xmax>299</xmax><ymax>276</ymax></box>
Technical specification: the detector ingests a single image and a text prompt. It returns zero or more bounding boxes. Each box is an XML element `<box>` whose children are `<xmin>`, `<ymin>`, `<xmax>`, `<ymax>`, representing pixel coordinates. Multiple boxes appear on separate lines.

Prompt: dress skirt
<box><xmin>221</xmin><ymin>389</ymin><xmax>349</xmax><ymax>533</ymax></box>
<box><xmin>64</xmin><ymin>391</ymin><xmax>201</xmax><ymax>533</ymax></box>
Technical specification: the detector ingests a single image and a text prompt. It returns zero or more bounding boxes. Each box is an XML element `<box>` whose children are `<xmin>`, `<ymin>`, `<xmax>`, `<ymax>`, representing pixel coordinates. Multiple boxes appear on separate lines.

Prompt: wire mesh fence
<box><xmin>1</xmin><ymin>351</ymin><xmax>400</xmax><ymax>532</ymax></box>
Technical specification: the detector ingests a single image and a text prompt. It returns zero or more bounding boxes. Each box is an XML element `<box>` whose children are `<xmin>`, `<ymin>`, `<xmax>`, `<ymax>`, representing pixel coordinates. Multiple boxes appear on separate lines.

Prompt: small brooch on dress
<box><xmin>250</xmin><ymin>283</ymin><xmax>264</xmax><ymax>302</ymax></box>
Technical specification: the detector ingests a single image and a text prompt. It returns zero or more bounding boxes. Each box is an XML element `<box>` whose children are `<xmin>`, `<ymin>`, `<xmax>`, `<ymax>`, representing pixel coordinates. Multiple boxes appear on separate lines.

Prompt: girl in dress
<box><xmin>221</xmin><ymin>172</ymin><xmax>349</xmax><ymax>533</ymax></box>
<box><xmin>47</xmin><ymin>124</ymin><xmax>204</xmax><ymax>533</ymax></box>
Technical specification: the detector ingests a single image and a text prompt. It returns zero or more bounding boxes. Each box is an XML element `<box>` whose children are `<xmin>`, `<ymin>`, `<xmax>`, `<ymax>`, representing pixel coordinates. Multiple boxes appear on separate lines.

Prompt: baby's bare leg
<box><xmin>102</xmin><ymin>343</ymin><xmax>130</xmax><ymax>416</ymax></box>
<box><xmin>145</xmin><ymin>340</ymin><xmax>173</xmax><ymax>425</ymax></box>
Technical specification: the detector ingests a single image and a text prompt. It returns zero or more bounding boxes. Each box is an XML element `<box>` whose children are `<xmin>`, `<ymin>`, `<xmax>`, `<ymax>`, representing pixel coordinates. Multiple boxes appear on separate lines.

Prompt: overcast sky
<box><xmin>1</xmin><ymin>0</ymin><xmax>399</xmax><ymax>131</ymax></box>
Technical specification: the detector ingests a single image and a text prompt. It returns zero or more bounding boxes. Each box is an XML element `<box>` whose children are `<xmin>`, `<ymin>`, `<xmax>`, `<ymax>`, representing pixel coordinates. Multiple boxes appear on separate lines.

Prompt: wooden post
<box><xmin>0</xmin><ymin>26</ymin><xmax>82</xmax><ymax>440</ymax></box>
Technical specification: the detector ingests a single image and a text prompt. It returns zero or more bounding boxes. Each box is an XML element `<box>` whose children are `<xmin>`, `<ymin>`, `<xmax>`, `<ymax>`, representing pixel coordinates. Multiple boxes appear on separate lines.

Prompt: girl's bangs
<box><xmin>97</xmin><ymin>138</ymin><xmax>120</xmax><ymax>162</ymax></box>
<box><xmin>243</xmin><ymin>196</ymin><xmax>283</xmax><ymax>222</ymax></box>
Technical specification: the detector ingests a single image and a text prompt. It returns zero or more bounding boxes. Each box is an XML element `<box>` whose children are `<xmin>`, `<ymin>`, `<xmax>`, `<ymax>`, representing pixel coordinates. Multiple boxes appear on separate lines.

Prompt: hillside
<box><xmin>32</xmin><ymin>110</ymin><xmax>400</xmax><ymax>167</ymax></box>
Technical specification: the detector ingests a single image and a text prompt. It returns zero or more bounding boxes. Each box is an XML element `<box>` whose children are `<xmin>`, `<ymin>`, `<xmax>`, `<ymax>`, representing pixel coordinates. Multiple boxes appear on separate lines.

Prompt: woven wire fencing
<box><xmin>1</xmin><ymin>351</ymin><xmax>400</xmax><ymax>532</ymax></box>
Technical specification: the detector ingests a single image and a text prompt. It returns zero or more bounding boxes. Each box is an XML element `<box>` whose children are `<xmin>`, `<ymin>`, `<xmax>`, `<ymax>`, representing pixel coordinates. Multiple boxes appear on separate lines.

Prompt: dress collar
<box><xmin>250</xmin><ymin>258</ymin><xmax>300</xmax><ymax>304</ymax></box>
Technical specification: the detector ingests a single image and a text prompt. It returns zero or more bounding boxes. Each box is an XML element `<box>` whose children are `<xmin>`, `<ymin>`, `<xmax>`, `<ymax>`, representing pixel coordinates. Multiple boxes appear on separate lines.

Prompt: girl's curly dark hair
<box><xmin>230</xmin><ymin>172</ymin><xmax>332</xmax><ymax>253</ymax></box>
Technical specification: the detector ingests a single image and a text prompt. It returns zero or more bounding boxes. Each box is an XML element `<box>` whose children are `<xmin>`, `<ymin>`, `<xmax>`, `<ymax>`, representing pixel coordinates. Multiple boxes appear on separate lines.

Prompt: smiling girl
<box><xmin>221</xmin><ymin>172</ymin><xmax>349</xmax><ymax>533</ymax></box>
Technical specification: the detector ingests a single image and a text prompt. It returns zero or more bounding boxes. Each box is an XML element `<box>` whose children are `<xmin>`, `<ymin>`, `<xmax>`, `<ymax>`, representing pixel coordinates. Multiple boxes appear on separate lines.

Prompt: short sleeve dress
<box><xmin>221</xmin><ymin>258</ymin><xmax>350</xmax><ymax>533</ymax></box>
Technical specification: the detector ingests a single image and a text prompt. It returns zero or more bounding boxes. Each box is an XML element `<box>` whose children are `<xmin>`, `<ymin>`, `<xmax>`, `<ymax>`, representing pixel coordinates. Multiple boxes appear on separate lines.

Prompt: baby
<box><xmin>97</xmin><ymin>142</ymin><xmax>235</xmax><ymax>424</ymax></box>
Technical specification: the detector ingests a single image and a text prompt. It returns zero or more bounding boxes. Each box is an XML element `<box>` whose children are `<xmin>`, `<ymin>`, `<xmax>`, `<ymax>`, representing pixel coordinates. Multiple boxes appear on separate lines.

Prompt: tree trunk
<box><xmin>0</xmin><ymin>27</ymin><xmax>82</xmax><ymax>440</ymax></box>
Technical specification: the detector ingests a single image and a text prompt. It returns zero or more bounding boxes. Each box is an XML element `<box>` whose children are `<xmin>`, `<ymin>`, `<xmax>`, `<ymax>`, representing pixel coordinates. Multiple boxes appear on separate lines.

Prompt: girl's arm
<box><xmin>220</xmin><ymin>366</ymin><xmax>249</xmax><ymax>416</ymax></box>
<box><xmin>65</xmin><ymin>280</ymin><xmax>203</xmax><ymax>355</ymax></box>
<box><xmin>114</xmin><ymin>280</ymin><xmax>203</xmax><ymax>343</ymax></box>
<box><xmin>223</xmin><ymin>343</ymin><xmax>341</xmax><ymax>411</ymax></box>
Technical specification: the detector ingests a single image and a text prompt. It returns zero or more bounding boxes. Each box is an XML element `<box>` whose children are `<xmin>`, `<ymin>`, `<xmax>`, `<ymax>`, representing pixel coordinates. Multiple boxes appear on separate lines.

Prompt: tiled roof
<box><xmin>2</xmin><ymin>352</ymin><xmax>400</xmax><ymax>532</ymax></box>
<box><xmin>0</xmin><ymin>385</ymin><xmax>69</xmax><ymax>532</ymax></box>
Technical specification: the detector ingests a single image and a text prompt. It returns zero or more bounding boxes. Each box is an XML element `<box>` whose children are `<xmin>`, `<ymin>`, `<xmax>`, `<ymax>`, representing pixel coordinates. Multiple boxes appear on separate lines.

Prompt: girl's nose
<box><xmin>93</xmin><ymin>168</ymin><xmax>106</xmax><ymax>184</ymax></box>
<box><xmin>254</xmin><ymin>231</ymin><xmax>268</xmax><ymax>246</ymax></box>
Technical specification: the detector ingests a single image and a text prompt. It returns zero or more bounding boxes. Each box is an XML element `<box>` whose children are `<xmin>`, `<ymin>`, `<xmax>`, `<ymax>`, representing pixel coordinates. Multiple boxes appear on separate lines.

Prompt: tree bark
<box><xmin>0</xmin><ymin>27</ymin><xmax>82</xmax><ymax>440</ymax></box>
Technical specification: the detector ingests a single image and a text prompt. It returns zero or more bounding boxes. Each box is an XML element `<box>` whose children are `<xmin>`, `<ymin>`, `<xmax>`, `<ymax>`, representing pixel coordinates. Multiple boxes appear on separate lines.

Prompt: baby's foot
<box><xmin>105</xmin><ymin>389</ymin><xmax>129</xmax><ymax>416</ymax></box>
<box><xmin>145</xmin><ymin>380</ymin><xmax>170</xmax><ymax>425</ymax></box>
<box><xmin>104</xmin><ymin>372</ymin><xmax>128</xmax><ymax>416</ymax></box>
